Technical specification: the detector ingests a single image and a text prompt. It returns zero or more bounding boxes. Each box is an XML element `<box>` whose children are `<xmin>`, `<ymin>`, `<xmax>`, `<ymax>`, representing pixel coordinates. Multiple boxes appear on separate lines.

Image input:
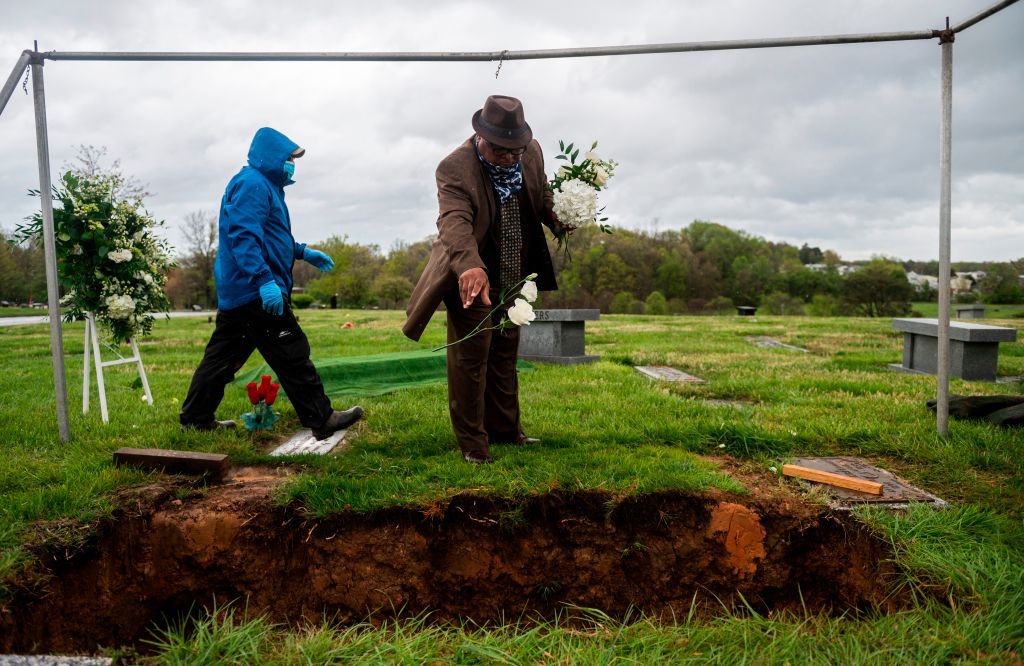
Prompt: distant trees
<box><xmin>169</xmin><ymin>210</ymin><xmax>218</xmax><ymax>309</ymax></box>
<box><xmin>978</xmin><ymin>263</ymin><xmax>1024</xmax><ymax>304</ymax></box>
<box><xmin>799</xmin><ymin>243</ymin><xmax>825</xmax><ymax>265</ymax></box>
<box><xmin>839</xmin><ymin>258</ymin><xmax>914</xmax><ymax>317</ymax></box>
<box><xmin>0</xmin><ymin>228</ymin><xmax>46</xmax><ymax>303</ymax></box>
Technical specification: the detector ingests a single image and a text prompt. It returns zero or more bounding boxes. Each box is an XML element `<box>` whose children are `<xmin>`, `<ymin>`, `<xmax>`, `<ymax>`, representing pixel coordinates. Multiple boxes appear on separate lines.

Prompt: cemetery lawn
<box><xmin>1</xmin><ymin>310</ymin><xmax>1022</xmax><ymax>663</ymax></box>
<box><xmin>911</xmin><ymin>301</ymin><xmax>1024</xmax><ymax>319</ymax></box>
<box><xmin>0</xmin><ymin>306</ymin><xmax>48</xmax><ymax>317</ymax></box>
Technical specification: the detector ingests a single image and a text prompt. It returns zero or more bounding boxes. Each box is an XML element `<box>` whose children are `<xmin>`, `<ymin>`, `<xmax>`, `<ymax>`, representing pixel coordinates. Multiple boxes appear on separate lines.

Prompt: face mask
<box><xmin>283</xmin><ymin>161</ymin><xmax>296</xmax><ymax>180</ymax></box>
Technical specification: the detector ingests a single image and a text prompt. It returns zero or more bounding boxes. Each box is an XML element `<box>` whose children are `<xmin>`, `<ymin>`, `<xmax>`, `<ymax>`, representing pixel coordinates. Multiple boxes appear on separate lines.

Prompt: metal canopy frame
<box><xmin>0</xmin><ymin>0</ymin><xmax>1018</xmax><ymax>441</ymax></box>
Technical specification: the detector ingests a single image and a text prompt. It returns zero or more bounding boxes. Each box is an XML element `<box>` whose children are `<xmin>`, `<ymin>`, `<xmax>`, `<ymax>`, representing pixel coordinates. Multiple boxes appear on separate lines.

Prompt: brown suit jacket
<box><xmin>403</xmin><ymin>136</ymin><xmax>558</xmax><ymax>341</ymax></box>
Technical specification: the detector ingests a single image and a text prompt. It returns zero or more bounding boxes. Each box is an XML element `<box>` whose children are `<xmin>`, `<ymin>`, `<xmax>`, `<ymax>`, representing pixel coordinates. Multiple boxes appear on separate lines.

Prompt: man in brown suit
<box><xmin>403</xmin><ymin>95</ymin><xmax>563</xmax><ymax>464</ymax></box>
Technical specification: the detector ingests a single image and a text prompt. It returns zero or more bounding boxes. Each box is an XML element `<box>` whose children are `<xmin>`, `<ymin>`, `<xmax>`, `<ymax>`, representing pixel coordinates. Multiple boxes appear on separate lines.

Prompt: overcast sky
<box><xmin>1</xmin><ymin>1</ymin><xmax>1021</xmax><ymax>263</ymax></box>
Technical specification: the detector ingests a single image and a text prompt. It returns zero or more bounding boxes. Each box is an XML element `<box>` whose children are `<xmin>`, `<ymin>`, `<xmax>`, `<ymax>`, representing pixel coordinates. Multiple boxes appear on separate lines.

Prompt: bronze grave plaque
<box><xmin>788</xmin><ymin>456</ymin><xmax>946</xmax><ymax>510</ymax></box>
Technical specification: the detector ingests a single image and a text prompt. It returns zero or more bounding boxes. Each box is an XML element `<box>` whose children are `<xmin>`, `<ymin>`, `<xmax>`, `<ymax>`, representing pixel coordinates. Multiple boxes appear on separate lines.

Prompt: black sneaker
<box><xmin>183</xmin><ymin>419</ymin><xmax>236</xmax><ymax>431</ymax></box>
<box><xmin>312</xmin><ymin>406</ymin><xmax>364</xmax><ymax>440</ymax></box>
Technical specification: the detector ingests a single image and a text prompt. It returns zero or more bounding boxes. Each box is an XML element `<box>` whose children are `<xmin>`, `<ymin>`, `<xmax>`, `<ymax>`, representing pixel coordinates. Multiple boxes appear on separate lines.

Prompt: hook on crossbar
<box><xmin>494</xmin><ymin>49</ymin><xmax>508</xmax><ymax>79</ymax></box>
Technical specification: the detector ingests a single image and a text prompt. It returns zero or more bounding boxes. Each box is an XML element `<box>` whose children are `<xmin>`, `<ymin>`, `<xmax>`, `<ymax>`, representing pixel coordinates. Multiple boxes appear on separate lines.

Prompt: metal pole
<box><xmin>40</xmin><ymin>30</ymin><xmax>937</xmax><ymax>63</ymax></box>
<box><xmin>0</xmin><ymin>51</ymin><xmax>31</xmax><ymax>118</ymax></box>
<box><xmin>936</xmin><ymin>28</ymin><xmax>954</xmax><ymax>438</ymax></box>
<box><xmin>31</xmin><ymin>55</ymin><xmax>71</xmax><ymax>442</ymax></box>
<box><xmin>953</xmin><ymin>0</ymin><xmax>1020</xmax><ymax>32</ymax></box>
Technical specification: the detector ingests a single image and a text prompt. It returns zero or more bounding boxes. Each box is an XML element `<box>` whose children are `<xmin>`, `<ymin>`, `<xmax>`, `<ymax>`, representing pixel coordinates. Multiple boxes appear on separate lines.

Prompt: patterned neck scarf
<box><xmin>475</xmin><ymin>141</ymin><xmax>523</xmax><ymax>204</ymax></box>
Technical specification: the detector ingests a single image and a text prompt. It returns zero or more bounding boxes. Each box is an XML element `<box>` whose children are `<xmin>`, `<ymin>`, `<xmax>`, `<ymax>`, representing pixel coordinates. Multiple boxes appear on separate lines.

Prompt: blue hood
<box><xmin>247</xmin><ymin>127</ymin><xmax>300</xmax><ymax>187</ymax></box>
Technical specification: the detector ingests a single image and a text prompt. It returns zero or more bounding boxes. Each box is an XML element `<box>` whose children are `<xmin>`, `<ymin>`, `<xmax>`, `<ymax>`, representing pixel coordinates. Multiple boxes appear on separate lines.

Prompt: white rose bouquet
<box><xmin>433</xmin><ymin>273</ymin><xmax>538</xmax><ymax>352</ymax></box>
<box><xmin>14</xmin><ymin>171</ymin><xmax>173</xmax><ymax>344</ymax></box>
<box><xmin>549</xmin><ymin>140</ymin><xmax>617</xmax><ymax>260</ymax></box>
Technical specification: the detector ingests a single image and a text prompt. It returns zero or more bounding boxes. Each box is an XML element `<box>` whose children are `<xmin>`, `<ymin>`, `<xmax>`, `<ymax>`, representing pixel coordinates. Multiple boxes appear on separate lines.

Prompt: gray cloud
<box><xmin>1</xmin><ymin>0</ymin><xmax>1021</xmax><ymax>263</ymax></box>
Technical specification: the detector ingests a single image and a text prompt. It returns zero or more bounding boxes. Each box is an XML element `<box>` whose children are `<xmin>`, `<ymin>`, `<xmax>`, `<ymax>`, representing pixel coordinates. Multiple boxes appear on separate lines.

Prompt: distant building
<box><xmin>806</xmin><ymin>263</ymin><xmax>858</xmax><ymax>275</ymax></box>
<box><xmin>906</xmin><ymin>271</ymin><xmax>939</xmax><ymax>289</ymax></box>
<box><xmin>950</xmin><ymin>275</ymin><xmax>973</xmax><ymax>295</ymax></box>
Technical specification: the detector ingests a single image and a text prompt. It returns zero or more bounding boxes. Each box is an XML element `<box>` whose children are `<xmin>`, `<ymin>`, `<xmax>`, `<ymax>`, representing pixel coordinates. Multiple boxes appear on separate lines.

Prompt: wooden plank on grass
<box><xmin>782</xmin><ymin>464</ymin><xmax>883</xmax><ymax>495</ymax></box>
<box><xmin>113</xmin><ymin>447</ymin><xmax>229</xmax><ymax>478</ymax></box>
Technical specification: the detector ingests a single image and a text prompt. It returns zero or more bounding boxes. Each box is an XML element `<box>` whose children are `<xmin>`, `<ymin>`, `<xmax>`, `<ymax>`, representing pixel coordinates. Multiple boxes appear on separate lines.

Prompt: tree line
<box><xmin>5</xmin><ymin>214</ymin><xmax>1021</xmax><ymax>315</ymax></box>
<box><xmin>162</xmin><ymin>216</ymin><xmax>1024</xmax><ymax>316</ymax></box>
<box><xmin>7</xmin><ymin>148</ymin><xmax>1020</xmax><ymax>314</ymax></box>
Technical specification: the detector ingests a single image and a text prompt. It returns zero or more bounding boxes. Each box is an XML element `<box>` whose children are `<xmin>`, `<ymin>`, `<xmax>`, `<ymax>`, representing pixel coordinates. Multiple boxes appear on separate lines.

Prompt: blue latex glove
<box><xmin>303</xmin><ymin>247</ymin><xmax>335</xmax><ymax>272</ymax></box>
<box><xmin>259</xmin><ymin>280</ymin><xmax>284</xmax><ymax>316</ymax></box>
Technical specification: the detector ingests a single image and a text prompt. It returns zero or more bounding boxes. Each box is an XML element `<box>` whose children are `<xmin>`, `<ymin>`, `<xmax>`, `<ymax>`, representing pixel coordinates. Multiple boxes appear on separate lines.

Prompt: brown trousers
<box><xmin>442</xmin><ymin>289</ymin><xmax>522</xmax><ymax>453</ymax></box>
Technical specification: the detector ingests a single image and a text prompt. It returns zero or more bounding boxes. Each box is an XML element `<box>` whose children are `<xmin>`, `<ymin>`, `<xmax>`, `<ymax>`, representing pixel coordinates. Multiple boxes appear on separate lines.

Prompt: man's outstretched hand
<box><xmin>303</xmin><ymin>247</ymin><xmax>335</xmax><ymax>272</ymax></box>
<box><xmin>458</xmin><ymin>267</ymin><xmax>491</xmax><ymax>309</ymax></box>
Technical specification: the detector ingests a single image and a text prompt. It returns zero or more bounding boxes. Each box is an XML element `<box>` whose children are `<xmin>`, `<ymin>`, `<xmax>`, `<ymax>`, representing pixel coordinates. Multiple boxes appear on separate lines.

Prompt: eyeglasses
<box><xmin>486</xmin><ymin>139</ymin><xmax>526</xmax><ymax>157</ymax></box>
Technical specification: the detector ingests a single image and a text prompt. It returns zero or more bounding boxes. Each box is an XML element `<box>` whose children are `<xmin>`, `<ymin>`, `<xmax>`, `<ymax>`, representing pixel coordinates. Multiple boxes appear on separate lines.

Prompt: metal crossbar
<box><xmin>37</xmin><ymin>31</ymin><xmax>938</xmax><ymax>62</ymax></box>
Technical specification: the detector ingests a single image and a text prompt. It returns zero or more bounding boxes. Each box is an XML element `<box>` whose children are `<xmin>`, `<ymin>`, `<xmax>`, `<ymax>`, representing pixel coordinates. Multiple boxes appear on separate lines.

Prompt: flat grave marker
<box><xmin>787</xmin><ymin>456</ymin><xmax>946</xmax><ymax>510</ymax></box>
<box><xmin>269</xmin><ymin>428</ymin><xmax>349</xmax><ymax>457</ymax></box>
<box><xmin>703</xmin><ymin>398</ymin><xmax>746</xmax><ymax>409</ymax></box>
<box><xmin>634</xmin><ymin>365</ymin><xmax>706</xmax><ymax>384</ymax></box>
<box><xmin>745</xmin><ymin>336</ymin><xmax>809</xmax><ymax>353</ymax></box>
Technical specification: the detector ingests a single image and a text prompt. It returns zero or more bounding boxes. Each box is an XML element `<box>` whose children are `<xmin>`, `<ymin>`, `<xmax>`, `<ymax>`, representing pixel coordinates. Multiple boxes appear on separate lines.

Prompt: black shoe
<box><xmin>462</xmin><ymin>449</ymin><xmax>494</xmax><ymax>465</ymax></box>
<box><xmin>183</xmin><ymin>419</ymin><xmax>236</xmax><ymax>431</ymax></box>
<box><xmin>312</xmin><ymin>406</ymin><xmax>364</xmax><ymax>440</ymax></box>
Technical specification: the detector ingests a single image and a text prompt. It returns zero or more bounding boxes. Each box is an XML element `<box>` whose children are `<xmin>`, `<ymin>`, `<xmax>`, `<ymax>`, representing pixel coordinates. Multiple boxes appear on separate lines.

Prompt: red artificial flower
<box><xmin>258</xmin><ymin>375</ymin><xmax>273</xmax><ymax>400</ymax></box>
<box><xmin>265</xmin><ymin>382</ymin><xmax>281</xmax><ymax>406</ymax></box>
<box><xmin>246</xmin><ymin>381</ymin><xmax>260</xmax><ymax>405</ymax></box>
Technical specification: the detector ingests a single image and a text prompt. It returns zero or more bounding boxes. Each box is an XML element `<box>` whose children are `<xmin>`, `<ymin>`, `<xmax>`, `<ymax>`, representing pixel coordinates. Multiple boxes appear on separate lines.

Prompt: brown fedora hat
<box><xmin>471</xmin><ymin>95</ymin><xmax>532</xmax><ymax>149</ymax></box>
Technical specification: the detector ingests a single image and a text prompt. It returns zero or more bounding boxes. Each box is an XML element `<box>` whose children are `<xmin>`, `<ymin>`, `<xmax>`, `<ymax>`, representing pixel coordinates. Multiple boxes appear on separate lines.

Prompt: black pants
<box><xmin>180</xmin><ymin>301</ymin><xmax>333</xmax><ymax>428</ymax></box>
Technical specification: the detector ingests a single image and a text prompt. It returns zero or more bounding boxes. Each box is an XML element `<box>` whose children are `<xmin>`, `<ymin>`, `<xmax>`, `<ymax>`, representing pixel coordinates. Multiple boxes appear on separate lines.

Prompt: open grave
<box><xmin>1</xmin><ymin>461</ymin><xmax>914</xmax><ymax>655</ymax></box>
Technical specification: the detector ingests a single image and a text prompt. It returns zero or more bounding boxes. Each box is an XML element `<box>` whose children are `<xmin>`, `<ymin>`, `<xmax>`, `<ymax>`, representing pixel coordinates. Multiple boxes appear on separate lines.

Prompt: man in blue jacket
<box><xmin>180</xmin><ymin>127</ymin><xmax>362</xmax><ymax>440</ymax></box>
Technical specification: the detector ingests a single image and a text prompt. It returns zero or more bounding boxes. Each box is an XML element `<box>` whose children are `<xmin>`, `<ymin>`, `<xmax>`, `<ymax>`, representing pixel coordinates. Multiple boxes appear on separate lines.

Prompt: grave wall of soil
<box><xmin>0</xmin><ymin>477</ymin><xmax>907</xmax><ymax>654</ymax></box>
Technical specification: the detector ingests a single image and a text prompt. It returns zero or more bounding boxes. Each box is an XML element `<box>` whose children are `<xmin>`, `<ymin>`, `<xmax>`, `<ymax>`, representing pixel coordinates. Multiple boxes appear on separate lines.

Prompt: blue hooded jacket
<box><xmin>214</xmin><ymin>127</ymin><xmax>307</xmax><ymax>310</ymax></box>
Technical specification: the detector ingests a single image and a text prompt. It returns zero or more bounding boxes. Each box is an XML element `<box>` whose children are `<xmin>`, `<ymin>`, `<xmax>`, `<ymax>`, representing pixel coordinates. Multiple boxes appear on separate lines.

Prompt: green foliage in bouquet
<box><xmin>14</xmin><ymin>171</ymin><xmax>174</xmax><ymax>344</ymax></box>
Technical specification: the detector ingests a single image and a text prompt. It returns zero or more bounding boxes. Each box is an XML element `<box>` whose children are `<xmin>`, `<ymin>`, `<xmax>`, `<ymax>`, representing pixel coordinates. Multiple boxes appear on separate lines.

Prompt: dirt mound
<box><xmin>0</xmin><ymin>465</ymin><xmax>907</xmax><ymax>654</ymax></box>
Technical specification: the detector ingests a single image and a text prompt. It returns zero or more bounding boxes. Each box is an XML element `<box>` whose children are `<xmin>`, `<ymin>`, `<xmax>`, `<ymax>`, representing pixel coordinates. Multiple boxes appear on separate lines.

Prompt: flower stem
<box><xmin>432</xmin><ymin>322</ymin><xmax>507</xmax><ymax>352</ymax></box>
<box><xmin>431</xmin><ymin>273</ymin><xmax>537</xmax><ymax>352</ymax></box>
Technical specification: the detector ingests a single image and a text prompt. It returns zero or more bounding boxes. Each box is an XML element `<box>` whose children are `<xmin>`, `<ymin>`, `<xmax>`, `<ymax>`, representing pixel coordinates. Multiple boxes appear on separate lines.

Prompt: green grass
<box><xmin>1</xmin><ymin>310</ymin><xmax>1022</xmax><ymax>662</ymax></box>
<box><xmin>910</xmin><ymin>301</ymin><xmax>1024</xmax><ymax>319</ymax></box>
<box><xmin>0</xmin><ymin>306</ymin><xmax>50</xmax><ymax>317</ymax></box>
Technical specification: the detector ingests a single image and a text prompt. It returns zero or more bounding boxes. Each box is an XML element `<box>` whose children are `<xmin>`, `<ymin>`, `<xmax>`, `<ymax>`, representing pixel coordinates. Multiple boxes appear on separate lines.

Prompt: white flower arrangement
<box><xmin>552</xmin><ymin>178</ymin><xmax>599</xmax><ymax>231</ymax></box>
<box><xmin>15</xmin><ymin>171</ymin><xmax>173</xmax><ymax>343</ymax></box>
<box><xmin>548</xmin><ymin>140</ymin><xmax>617</xmax><ymax>261</ymax></box>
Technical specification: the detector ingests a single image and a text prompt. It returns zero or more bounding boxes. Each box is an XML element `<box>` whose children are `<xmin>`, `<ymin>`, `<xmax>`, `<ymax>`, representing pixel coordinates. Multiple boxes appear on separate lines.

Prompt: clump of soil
<box><xmin>0</xmin><ymin>463</ymin><xmax>908</xmax><ymax>654</ymax></box>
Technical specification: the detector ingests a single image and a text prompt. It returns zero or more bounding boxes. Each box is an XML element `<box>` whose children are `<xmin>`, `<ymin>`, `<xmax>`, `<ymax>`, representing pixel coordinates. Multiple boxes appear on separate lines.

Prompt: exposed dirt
<box><xmin>0</xmin><ymin>462</ymin><xmax>910</xmax><ymax>654</ymax></box>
